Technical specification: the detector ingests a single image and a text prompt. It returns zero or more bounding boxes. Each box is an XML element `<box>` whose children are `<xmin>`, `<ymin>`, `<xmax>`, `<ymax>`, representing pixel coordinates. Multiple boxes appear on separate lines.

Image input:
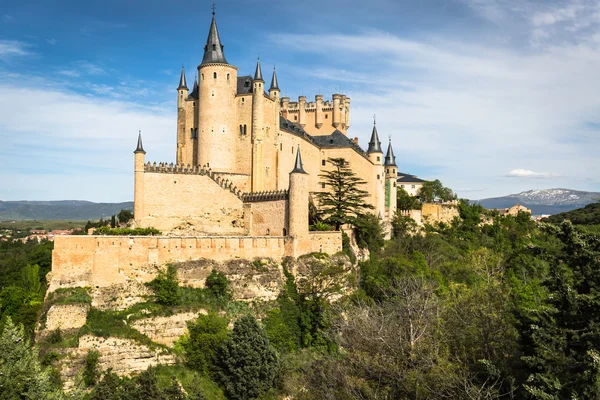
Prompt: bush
<box><xmin>309</xmin><ymin>221</ymin><xmax>334</xmax><ymax>231</ymax></box>
<box><xmin>183</xmin><ymin>312</ymin><xmax>229</xmax><ymax>374</ymax></box>
<box><xmin>94</xmin><ymin>226</ymin><xmax>161</xmax><ymax>236</ymax></box>
<box><xmin>353</xmin><ymin>213</ymin><xmax>385</xmax><ymax>254</ymax></box>
<box><xmin>149</xmin><ymin>265</ymin><xmax>181</xmax><ymax>306</ymax></box>
<box><xmin>214</xmin><ymin>315</ymin><xmax>279</xmax><ymax>400</ymax></box>
<box><xmin>83</xmin><ymin>350</ymin><xmax>101</xmax><ymax>387</ymax></box>
<box><xmin>117</xmin><ymin>209</ymin><xmax>134</xmax><ymax>224</ymax></box>
<box><xmin>205</xmin><ymin>269</ymin><xmax>231</xmax><ymax>301</ymax></box>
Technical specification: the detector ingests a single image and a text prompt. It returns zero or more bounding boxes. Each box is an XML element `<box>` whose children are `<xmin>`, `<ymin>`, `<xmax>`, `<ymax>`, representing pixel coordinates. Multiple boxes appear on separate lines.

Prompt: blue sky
<box><xmin>1</xmin><ymin>0</ymin><xmax>599</xmax><ymax>202</ymax></box>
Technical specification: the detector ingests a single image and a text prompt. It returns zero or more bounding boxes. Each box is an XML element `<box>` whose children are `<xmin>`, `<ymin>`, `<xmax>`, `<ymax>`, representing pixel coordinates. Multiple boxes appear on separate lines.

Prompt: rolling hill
<box><xmin>0</xmin><ymin>200</ymin><xmax>133</xmax><ymax>221</ymax></box>
<box><xmin>475</xmin><ymin>189</ymin><xmax>600</xmax><ymax>215</ymax></box>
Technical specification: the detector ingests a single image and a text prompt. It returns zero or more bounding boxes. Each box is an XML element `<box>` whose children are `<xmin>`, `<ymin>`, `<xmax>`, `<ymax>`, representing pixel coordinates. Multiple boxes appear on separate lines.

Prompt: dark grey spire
<box><xmin>177</xmin><ymin>66</ymin><xmax>188</xmax><ymax>90</ymax></box>
<box><xmin>291</xmin><ymin>145</ymin><xmax>307</xmax><ymax>174</ymax></box>
<box><xmin>269</xmin><ymin>66</ymin><xmax>279</xmax><ymax>91</ymax></box>
<box><xmin>384</xmin><ymin>139</ymin><xmax>397</xmax><ymax>166</ymax></box>
<box><xmin>189</xmin><ymin>74</ymin><xmax>199</xmax><ymax>98</ymax></box>
<box><xmin>254</xmin><ymin>58</ymin><xmax>263</xmax><ymax>81</ymax></box>
<box><xmin>201</xmin><ymin>14</ymin><xmax>228</xmax><ymax>65</ymax></box>
<box><xmin>134</xmin><ymin>131</ymin><xmax>145</xmax><ymax>154</ymax></box>
<box><xmin>367</xmin><ymin>122</ymin><xmax>382</xmax><ymax>154</ymax></box>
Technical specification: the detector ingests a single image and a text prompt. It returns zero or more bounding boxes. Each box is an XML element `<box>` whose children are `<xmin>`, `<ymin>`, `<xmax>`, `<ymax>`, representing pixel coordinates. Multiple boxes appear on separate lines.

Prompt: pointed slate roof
<box><xmin>189</xmin><ymin>75</ymin><xmax>199</xmax><ymax>99</ymax></box>
<box><xmin>254</xmin><ymin>58</ymin><xmax>263</xmax><ymax>81</ymax></box>
<box><xmin>134</xmin><ymin>131</ymin><xmax>145</xmax><ymax>154</ymax></box>
<box><xmin>384</xmin><ymin>139</ymin><xmax>397</xmax><ymax>166</ymax></box>
<box><xmin>367</xmin><ymin>123</ymin><xmax>382</xmax><ymax>154</ymax></box>
<box><xmin>177</xmin><ymin>66</ymin><xmax>188</xmax><ymax>90</ymax></box>
<box><xmin>291</xmin><ymin>145</ymin><xmax>307</xmax><ymax>174</ymax></box>
<box><xmin>201</xmin><ymin>14</ymin><xmax>228</xmax><ymax>65</ymax></box>
<box><xmin>269</xmin><ymin>67</ymin><xmax>279</xmax><ymax>91</ymax></box>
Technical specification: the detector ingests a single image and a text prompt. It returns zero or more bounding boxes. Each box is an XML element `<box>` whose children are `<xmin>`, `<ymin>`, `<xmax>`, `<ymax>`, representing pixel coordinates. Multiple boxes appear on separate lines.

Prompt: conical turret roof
<box><xmin>201</xmin><ymin>14</ymin><xmax>228</xmax><ymax>65</ymax></box>
<box><xmin>269</xmin><ymin>67</ymin><xmax>279</xmax><ymax>91</ymax></box>
<box><xmin>134</xmin><ymin>131</ymin><xmax>145</xmax><ymax>154</ymax></box>
<box><xmin>254</xmin><ymin>58</ymin><xmax>263</xmax><ymax>81</ymax></box>
<box><xmin>367</xmin><ymin>123</ymin><xmax>382</xmax><ymax>154</ymax></box>
<box><xmin>189</xmin><ymin>75</ymin><xmax>199</xmax><ymax>99</ymax></box>
<box><xmin>177</xmin><ymin>66</ymin><xmax>188</xmax><ymax>90</ymax></box>
<box><xmin>291</xmin><ymin>145</ymin><xmax>307</xmax><ymax>174</ymax></box>
<box><xmin>384</xmin><ymin>139</ymin><xmax>397</xmax><ymax>166</ymax></box>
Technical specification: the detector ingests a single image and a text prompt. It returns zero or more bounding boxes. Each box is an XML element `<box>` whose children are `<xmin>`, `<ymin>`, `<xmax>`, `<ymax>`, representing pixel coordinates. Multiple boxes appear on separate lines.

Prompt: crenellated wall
<box><xmin>49</xmin><ymin>232</ymin><xmax>342</xmax><ymax>294</ymax></box>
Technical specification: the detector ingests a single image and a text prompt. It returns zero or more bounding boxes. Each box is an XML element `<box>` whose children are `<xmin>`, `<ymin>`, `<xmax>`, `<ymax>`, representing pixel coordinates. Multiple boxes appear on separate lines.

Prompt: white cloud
<box><xmin>0</xmin><ymin>40</ymin><xmax>32</xmax><ymax>60</ymax></box>
<box><xmin>506</xmin><ymin>169</ymin><xmax>559</xmax><ymax>179</ymax></box>
<box><xmin>0</xmin><ymin>83</ymin><xmax>174</xmax><ymax>202</ymax></box>
<box><xmin>57</xmin><ymin>69</ymin><xmax>81</xmax><ymax>78</ymax></box>
<box><xmin>46</xmin><ymin>38</ymin><xmax>57</xmax><ymax>45</ymax></box>
<box><xmin>269</xmin><ymin>5</ymin><xmax>600</xmax><ymax>198</ymax></box>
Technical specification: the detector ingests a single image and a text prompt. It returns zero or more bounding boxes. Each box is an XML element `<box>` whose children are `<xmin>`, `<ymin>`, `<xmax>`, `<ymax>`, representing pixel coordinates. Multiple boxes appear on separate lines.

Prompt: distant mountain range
<box><xmin>0</xmin><ymin>201</ymin><xmax>133</xmax><ymax>221</ymax></box>
<box><xmin>475</xmin><ymin>189</ymin><xmax>600</xmax><ymax>215</ymax></box>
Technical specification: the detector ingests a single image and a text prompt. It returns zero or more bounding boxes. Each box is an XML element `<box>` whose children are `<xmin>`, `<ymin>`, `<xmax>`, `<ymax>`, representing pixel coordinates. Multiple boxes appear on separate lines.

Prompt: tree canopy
<box><xmin>315</xmin><ymin>157</ymin><xmax>374</xmax><ymax>230</ymax></box>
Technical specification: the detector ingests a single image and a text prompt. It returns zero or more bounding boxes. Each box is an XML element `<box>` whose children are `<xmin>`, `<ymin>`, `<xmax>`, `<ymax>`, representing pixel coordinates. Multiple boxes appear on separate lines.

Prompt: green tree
<box><xmin>83</xmin><ymin>350</ymin><xmax>101</xmax><ymax>387</ymax></box>
<box><xmin>353</xmin><ymin>213</ymin><xmax>385</xmax><ymax>254</ymax></box>
<box><xmin>149</xmin><ymin>265</ymin><xmax>181</xmax><ymax>306</ymax></box>
<box><xmin>391</xmin><ymin>212</ymin><xmax>418</xmax><ymax>237</ymax></box>
<box><xmin>89</xmin><ymin>369</ymin><xmax>122</xmax><ymax>400</ymax></box>
<box><xmin>417</xmin><ymin>179</ymin><xmax>455</xmax><ymax>202</ymax></box>
<box><xmin>397</xmin><ymin>187</ymin><xmax>421</xmax><ymax>210</ymax></box>
<box><xmin>215</xmin><ymin>315</ymin><xmax>279</xmax><ymax>400</ymax></box>
<box><xmin>0</xmin><ymin>317</ymin><xmax>63</xmax><ymax>399</ymax></box>
<box><xmin>315</xmin><ymin>157</ymin><xmax>374</xmax><ymax>230</ymax></box>
<box><xmin>205</xmin><ymin>269</ymin><xmax>231</xmax><ymax>301</ymax></box>
<box><xmin>118</xmin><ymin>209</ymin><xmax>134</xmax><ymax>224</ymax></box>
<box><xmin>183</xmin><ymin>312</ymin><xmax>229</xmax><ymax>374</ymax></box>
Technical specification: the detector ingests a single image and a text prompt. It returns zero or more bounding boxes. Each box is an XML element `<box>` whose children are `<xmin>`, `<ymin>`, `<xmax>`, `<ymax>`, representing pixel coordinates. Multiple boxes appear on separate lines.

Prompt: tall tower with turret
<box><xmin>133</xmin><ymin>132</ymin><xmax>146</xmax><ymax>223</ymax></box>
<box><xmin>251</xmin><ymin>59</ymin><xmax>265</xmax><ymax>192</ymax></box>
<box><xmin>197</xmin><ymin>11</ymin><xmax>238</xmax><ymax>171</ymax></box>
<box><xmin>384</xmin><ymin>138</ymin><xmax>398</xmax><ymax>221</ymax></box>
<box><xmin>176</xmin><ymin>66</ymin><xmax>190</xmax><ymax>165</ymax></box>
<box><xmin>367</xmin><ymin>120</ymin><xmax>386</xmax><ymax>218</ymax></box>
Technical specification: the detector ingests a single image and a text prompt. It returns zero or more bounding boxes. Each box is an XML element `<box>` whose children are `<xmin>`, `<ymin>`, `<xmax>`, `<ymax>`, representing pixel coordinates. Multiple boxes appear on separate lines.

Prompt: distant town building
<box><xmin>496</xmin><ymin>204</ymin><xmax>532</xmax><ymax>217</ymax></box>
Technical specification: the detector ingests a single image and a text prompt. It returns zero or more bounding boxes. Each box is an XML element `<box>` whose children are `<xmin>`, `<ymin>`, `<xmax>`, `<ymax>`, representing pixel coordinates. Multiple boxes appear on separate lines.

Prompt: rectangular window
<box><xmin>412</xmin><ymin>185</ymin><xmax>416</xmax><ymax>189</ymax></box>
<box><xmin>321</xmin><ymin>159</ymin><xmax>326</xmax><ymax>166</ymax></box>
<box><xmin>322</xmin><ymin>183</ymin><xmax>326</xmax><ymax>189</ymax></box>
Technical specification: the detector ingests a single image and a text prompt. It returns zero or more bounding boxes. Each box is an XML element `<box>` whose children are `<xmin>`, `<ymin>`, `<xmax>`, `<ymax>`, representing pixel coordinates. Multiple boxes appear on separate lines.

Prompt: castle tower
<box><xmin>367</xmin><ymin>120</ymin><xmax>385</xmax><ymax>219</ymax></box>
<box><xmin>269</xmin><ymin>67</ymin><xmax>280</xmax><ymax>132</ymax></box>
<box><xmin>384</xmin><ymin>138</ymin><xmax>398</xmax><ymax>219</ymax></box>
<box><xmin>197</xmin><ymin>11</ymin><xmax>238</xmax><ymax>171</ymax></box>
<box><xmin>315</xmin><ymin>95</ymin><xmax>323</xmax><ymax>128</ymax></box>
<box><xmin>332</xmin><ymin>94</ymin><xmax>341</xmax><ymax>128</ymax></box>
<box><xmin>288</xmin><ymin>145</ymin><xmax>309</xmax><ymax>238</ymax></box>
<box><xmin>251</xmin><ymin>58</ymin><xmax>265</xmax><ymax>192</ymax></box>
<box><xmin>133</xmin><ymin>132</ymin><xmax>146</xmax><ymax>223</ymax></box>
<box><xmin>176</xmin><ymin>66</ymin><xmax>189</xmax><ymax>165</ymax></box>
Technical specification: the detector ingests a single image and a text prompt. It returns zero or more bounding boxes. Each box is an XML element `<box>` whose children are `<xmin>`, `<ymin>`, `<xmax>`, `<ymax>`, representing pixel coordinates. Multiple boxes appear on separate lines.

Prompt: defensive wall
<box><xmin>49</xmin><ymin>232</ymin><xmax>342</xmax><ymax>293</ymax></box>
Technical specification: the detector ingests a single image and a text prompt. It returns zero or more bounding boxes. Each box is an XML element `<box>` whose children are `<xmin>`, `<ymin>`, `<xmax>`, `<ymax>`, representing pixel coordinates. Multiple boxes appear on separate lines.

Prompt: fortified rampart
<box><xmin>49</xmin><ymin>233</ymin><xmax>342</xmax><ymax>293</ymax></box>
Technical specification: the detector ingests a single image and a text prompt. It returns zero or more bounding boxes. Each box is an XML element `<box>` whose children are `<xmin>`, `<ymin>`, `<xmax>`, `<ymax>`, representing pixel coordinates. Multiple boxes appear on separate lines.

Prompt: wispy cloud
<box><xmin>0</xmin><ymin>40</ymin><xmax>32</xmax><ymax>60</ymax></box>
<box><xmin>2</xmin><ymin>15</ymin><xmax>16</xmax><ymax>23</ymax></box>
<box><xmin>46</xmin><ymin>38</ymin><xmax>57</xmax><ymax>45</ymax></box>
<box><xmin>0</xmin><ymin>82</ymin><xmax>173</xmax><ymax>201</ymax></box>
<box><xmin>506</xmin><ymin>169</ymin><xmax>559</xmax><ymax>179</ymax></box>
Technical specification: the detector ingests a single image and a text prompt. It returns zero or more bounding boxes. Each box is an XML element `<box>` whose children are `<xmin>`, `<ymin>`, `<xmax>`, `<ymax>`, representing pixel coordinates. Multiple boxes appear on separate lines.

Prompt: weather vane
<box><xmin>212</xmin><ymin>2</ymin><xmax>216</xmax><ymax>15</ymax></box>
<box><xmin>373</xmin><ymin>114</ymin><xmax>376</xmax><ymax>125</ymax></box>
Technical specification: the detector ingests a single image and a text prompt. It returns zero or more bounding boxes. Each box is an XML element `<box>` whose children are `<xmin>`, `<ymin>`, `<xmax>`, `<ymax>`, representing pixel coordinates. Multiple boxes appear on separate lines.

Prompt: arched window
<box><xmin>240</xmin><ymin>125</ymin><xmax>243</xmax><ymax>135</ymax></box>
<box><xmin>227</xmin><ymin>73</ymin><xmax>230</xmax><ymax>81</ymax></box>
<box><xmin>243</xmin><ymin>125</ymin><xmax>247</xmax><ymax>134</ymax></box>
<box><xmin>201</xmin><ymin>73</ymin><xmax>204</xmax><ymax>80</ymax></box>
<box><xmin>213</xmin><ymin>72</ymin><xmax>217</xmax><ymax>79</ymax></box>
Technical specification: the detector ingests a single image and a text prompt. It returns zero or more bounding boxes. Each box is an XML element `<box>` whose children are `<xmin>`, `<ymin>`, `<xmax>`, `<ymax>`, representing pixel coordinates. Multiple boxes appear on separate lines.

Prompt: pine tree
<box><xmin>0</xmin><ymin>317</ymin><xmax>63</xmax><ymax>399</ymax></box>
<box><xmin>315</xmin><ymin>157</ymin><xmax>374</xmax><ymax>230</ymax></box>
<box><xmin>214</xmin><ymin>315</ymin><xmax>279</xmax><ymax>400</ymax></box>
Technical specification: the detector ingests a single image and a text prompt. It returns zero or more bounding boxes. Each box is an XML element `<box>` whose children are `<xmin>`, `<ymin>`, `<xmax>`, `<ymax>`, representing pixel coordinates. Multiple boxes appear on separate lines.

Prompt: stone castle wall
<box><xmin>49</xmin><ymin>233</ymin><xmax>342</xmax><ymax>293</ymax></box>
<box><xmin>422</xmin><ymin>203</ymin><xmax>460</xmax><ymax>224</ymax></box>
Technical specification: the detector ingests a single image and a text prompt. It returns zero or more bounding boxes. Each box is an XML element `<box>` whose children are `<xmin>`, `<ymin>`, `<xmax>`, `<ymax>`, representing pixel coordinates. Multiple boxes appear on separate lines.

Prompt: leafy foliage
<box><xmin>117</xmin><ymin>209</ymin><xmax>135</xmax><ymax>224</ymax></box>
<box><xmin>83</xmin><ymin>350</ymin><xmax>101</xmax><ymax>387</ymax></box>
<box><xmin>94</xmin><ymin>226</ymin><xmax>161</xmax><ymax>236</ymax></box>
<box><xmin>214</xmin><ymin>315</ymin><xmax>279</xmax><ymax>400</ymax></box>
<box><xmin>353</xmin><ymin>213</ymin><xmax>385</xmax><ymax>254</ymax></box>
<box><xmin>314</xmin><ymin>157</ymin><xmax>374</xmax><ymax>230</ymax></box>
<box><xmin>417</xmin><ymin>179</ymin><xmax>456</xmax><ymax>202</ymax></box>
<box><xmin>0</xmin><ymin>317</ymin><xmax>63</xmax><ymax>399</ymax></box>
<box><xmin>397</xmin><ymin>186</ymin><xmax>421</xmax><ymax>210</ymax></box>
<box><xmin>545</xmin><ymin>201</ymin><xmax>600</xmax><ymax>225</ymax></box>
<box><xmin>205</xmin><ymin>269</ymin><xmax>231</xmax><ymax>302</ymax></box>
<box><xmin>149</xmin><ymin>265</ymin><xmax>181</xmax><ymax>306</ymax></box>
<box><xmin>182</xmin><ymin>312</ymin><xmax>229</xmax><ymax>374</ymax></box>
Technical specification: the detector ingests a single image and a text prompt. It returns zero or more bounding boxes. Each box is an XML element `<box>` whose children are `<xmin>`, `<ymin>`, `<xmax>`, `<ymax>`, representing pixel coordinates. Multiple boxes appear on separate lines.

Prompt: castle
<box><xmin>48</xmin><ymin>12</ymin><xmax>402</xmax><ymax>292</ymax></box>
<box><xmin>133</xmin><ymin>11</ymin><xmax>398</xmax><ymax>243</ymax></box>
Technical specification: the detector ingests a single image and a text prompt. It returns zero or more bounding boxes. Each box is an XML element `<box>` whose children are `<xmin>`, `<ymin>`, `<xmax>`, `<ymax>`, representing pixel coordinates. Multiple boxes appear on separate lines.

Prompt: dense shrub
<box><xmin>94</xmin><ymin>226</ymin><xmax>161</xmax><ymax>236</ymax></box>
<box><xmin>149</xmin><ymin>265</ymin><xmax>181</xmax><ymax>306</ymax></box>
<box><xmin>183</xmin><ymin>312</ymin><xmax>229</xmax><ymax>374</ymax></box>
